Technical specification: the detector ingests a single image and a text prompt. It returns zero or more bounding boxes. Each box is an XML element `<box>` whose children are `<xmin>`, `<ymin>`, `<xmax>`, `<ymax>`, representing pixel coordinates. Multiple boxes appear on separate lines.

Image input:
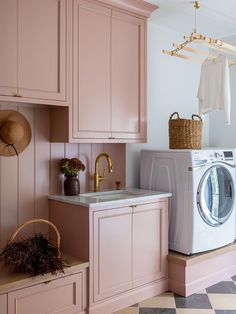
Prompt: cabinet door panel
<box><xmin>93</xmin><ymin>207</ymin><xmax>132</xmax><ymax>301</ymax></box>
<box><xmin>0</xmin><ymin>293</ymin><xmax>7</xmax><ymax>314</ymax></box>
<box><xmin>133</xmin><ymin>202</ymin><xmax>168</xmax><ymax>287</ymax></box>
<box><xmin>111</xmin><ymin>12</ymin><xmax>146</xmax><ymax>140</ymax></box>
<box><xmin>8</xmin><ymin>273</ymin><xmax>84</xmax><ymax>314</ymax></box>
<box><xmin>72</xmin><ymin>0</ymin><xmax>111</xmax><ymax>139</ymax></box>
<box><xmin>18</xmin><ymin>0</ymin><xmax>66</xmax><ymax>101</ymax></box>
<box><xmin>0</xmin><ymin>0</ymin><xmax>17</xmax><ymax>96</ymax></box>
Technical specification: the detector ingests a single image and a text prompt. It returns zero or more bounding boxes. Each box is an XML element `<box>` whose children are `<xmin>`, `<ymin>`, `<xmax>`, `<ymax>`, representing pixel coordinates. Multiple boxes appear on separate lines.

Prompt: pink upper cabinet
<box><xmin>72</xmin><ymin>0</ymin><xmax>112</xmax><ymax>139</ymax></box>
<box><xmin>0</xmin><ymin>0</ymin><xmax>18</xmax><ymax>96</ymax></box>
<box><xmin>71</xmin><ymin>0</ymin><xmax>147</xmax><ymax>142</ymax></box>
<box><xmin>111</xmin><ymin>11</ymin><xmax>146</xmax><ymax>140</ymax></box>
<box><xmin>51</xmin><ymin>0</ymin><xmax>155</xmax><ymax>143</ymax></box>
<box><xmin>0</xmin><ymin>0</ymin><xmax>68</xmax><ymax>105</ymax></box>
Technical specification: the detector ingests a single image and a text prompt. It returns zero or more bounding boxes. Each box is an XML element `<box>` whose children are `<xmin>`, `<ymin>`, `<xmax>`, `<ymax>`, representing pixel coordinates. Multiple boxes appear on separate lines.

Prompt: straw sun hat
<box><xmin>0</xmin><ymin>110</ymin><xmax>32</xmax><ymax>156</ymax></box>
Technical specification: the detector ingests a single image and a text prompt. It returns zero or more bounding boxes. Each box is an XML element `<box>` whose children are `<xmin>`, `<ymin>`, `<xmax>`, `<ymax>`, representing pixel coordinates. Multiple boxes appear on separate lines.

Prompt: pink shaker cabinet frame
<box><xmin>0</xmin><ymin>0</ymin><xmax>69</xmax><ymax>106</ymax></box>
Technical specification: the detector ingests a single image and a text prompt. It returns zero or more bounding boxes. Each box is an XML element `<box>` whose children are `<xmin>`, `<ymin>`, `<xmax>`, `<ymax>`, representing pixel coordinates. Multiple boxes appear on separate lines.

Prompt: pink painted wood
<box><xmin>49</xmin><ymin>198</ymin><xmax>169</xmax><ymax>314</ymax></box>
<box><xmin>111</xmin><ymin>11</ymin><xmax>146</xmax><ymax>141</ymax></box>
<box><xmin>168</xmin><ymin>243</ymin><xmax>236</xmax><ymax>296</ymax></box>
<box><xmin>133</xmin><ymin>202</ymin><xmax>168</xmax><ymax>287</ymax></box>
<box><xmin>93</xmin><ymin>207</ymin><xmax>133</xmax><ymax>301</ymax></box>
<box><xmin>0</xmin><ymin>105</ymin><xmax>125</xmax><ymax>251</ymax></box>
<box><xmin>0</xmin><ymin>0</ymin><xmax>68</xmax><ymax>105</ymax></box>
<box><xmin>0</xmin><ymin>104</ymin><xmax>18</xmax><ymax>249</ymax></box>
<box><xmin>90</xmin><ymin>200</ymin><xmax>168</xmax><ymax>309</ymax></box>
<box><xmin>89</xmin><ymin>279</ymin><xmax>168</xmax><ymax>314</ymax></box>
<box><xmin>18</xmin><ymin>0</ymin><xmax>66</xmax><ymax>101</ymax></box>
<box><xmin>72</xmin><ymin>0</ymin><xmax>111</xmax><ymax>139</ymax></box>
<box><xmin>34</xmin><ymin>108</ymin><xmax>50</xmax><ymax>234</ymax></box>
<box><xmin>51</xmin><ymin>0</ymin><xmax>149</xmax><ymax>143</ymax></box>
<box><xmin>78</xmin><ymin>144</ymin><xmax>93</xmax><ymax>193</ymax></box>
<box><xmin>0</xmin><ymin>0</ymin><xmax>17</xmax><ymax>96</ymax></box>
<box><xmin>95</xmin><ymin>0</ymin><xmax>158</xmax><ymax>17</ymax></box>
<box><xmin>50</xmin><ymin>108</ymin><xmax>70</xmax><ymax>143</ymax></box>
<box><xmin>0</xmin><ymin>293</ymin><xmax>7</xmax><ymax>314</ymax></box>
<box><xmin>49</xmin><ymin>200</ymin><xmax>89</xmax><ymax>262</ymax></box>
<box><xmin>18</xmin><ymin>107</ymin><xmax>35</xmax><ymax>237</ymax></box>
<box><xmin>7</xmin><ymin>272</ymin><xmax>86</xmax><ymax>314</ymax></box>
<box><xmin>50</xmin><ymin>143</ymin><xmax>65</xmax><ymax>196</ymax></box>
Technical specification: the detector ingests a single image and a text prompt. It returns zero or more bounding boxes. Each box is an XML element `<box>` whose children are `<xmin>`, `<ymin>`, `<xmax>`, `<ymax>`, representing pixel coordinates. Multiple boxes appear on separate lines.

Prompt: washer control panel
<box><xmin>192</xmin><ymin>149</ymin><xmax>235</xmax><ymax>167</ymax></box>
<box><xmin>214</xmin><ymin>152</ymin><xmax>221</xmax><ymax>159</ymax></box>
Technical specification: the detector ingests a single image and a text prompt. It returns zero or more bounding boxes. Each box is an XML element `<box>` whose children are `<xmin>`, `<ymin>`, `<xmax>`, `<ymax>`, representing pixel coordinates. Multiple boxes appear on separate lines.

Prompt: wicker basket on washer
<box><xmin>169</xmin><ymin>112</ymin><xmax>202</xmax><ymax>149</ymax></box>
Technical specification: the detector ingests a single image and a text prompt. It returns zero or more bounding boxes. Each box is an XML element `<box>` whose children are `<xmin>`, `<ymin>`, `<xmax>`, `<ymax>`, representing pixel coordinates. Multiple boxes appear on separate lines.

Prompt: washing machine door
<box><xmin>197</xmin><ymin>164</ymin><xmax>235</xmax><ymax>227</ymax></box>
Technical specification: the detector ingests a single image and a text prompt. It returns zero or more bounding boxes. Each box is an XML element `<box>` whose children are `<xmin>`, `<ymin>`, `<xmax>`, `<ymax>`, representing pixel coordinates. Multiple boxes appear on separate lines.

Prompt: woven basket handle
<box><xmin>169</xmin><ymin>112</ymin><xmax>180</xmax><ymax>120</ymax></box>
<box><xmin>192</xmin><ymin>114</ymin><xmax>202</xmax><ymax>121</ymax></box>
<box><xmin>8</xmin><ymin>219</ymin><xmax>61</xmax><ymax>257</ymax></box>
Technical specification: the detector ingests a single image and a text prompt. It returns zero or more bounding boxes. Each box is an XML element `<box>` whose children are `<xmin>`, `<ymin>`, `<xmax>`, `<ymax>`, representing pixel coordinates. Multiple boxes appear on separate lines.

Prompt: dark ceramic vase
<box><xmin>64</xmin><ymin>175</ymin><xmax>80</xmax><ymax>196</ymax></box>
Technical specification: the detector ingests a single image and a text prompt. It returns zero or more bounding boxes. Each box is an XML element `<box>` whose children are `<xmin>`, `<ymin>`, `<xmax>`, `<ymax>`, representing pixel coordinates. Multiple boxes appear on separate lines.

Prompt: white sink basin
<box><xmin>81</xmin><ymin>190</ymin><xmax>145</xmax><ymax>202</ymax></box>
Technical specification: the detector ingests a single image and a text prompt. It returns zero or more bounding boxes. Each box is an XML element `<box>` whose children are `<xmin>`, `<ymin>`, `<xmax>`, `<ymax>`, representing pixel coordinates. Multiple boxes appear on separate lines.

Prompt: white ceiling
<box><xmin>146</xmin><ymin>0</ymin><xmax>236</xmax><ymax>38</ymax></box>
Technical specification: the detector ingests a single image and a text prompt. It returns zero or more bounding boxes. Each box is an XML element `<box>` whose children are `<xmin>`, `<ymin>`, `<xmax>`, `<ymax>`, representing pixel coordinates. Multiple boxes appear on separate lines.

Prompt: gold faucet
<box><xmin>94</xmin><ymin>153</ymin><xmax>113</xmax><ymax>192</ymax></box>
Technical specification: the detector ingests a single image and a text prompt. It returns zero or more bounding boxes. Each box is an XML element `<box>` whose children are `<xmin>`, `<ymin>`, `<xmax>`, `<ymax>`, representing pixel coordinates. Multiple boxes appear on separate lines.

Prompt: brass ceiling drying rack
<box><xmin>163</xmin><ymin>1</ymin><xmax>236</xmax><ymax>66</ymax></box>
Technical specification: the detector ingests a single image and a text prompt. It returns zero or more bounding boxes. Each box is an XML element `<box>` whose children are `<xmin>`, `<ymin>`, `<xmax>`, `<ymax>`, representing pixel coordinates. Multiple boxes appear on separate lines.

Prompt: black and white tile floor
<box><xmin>113</xmin><ymin>275</ymin><xmax>236</xmax><ymax>314</ymax></box>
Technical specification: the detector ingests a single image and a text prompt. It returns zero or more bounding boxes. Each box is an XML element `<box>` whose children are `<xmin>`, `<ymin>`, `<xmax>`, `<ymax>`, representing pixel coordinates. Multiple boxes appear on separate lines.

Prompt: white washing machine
<box><xmin>140</xmin><ymin>149</ymin><xmax>236</xmax><ymax>255</ymax></box>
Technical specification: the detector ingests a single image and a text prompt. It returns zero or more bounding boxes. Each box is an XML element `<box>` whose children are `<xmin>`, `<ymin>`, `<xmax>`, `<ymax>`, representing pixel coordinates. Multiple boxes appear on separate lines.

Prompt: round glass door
<box><xmin>197</xmin><ymin>165</ymin><xmax>234</xmax><ymax>227</ymax></box>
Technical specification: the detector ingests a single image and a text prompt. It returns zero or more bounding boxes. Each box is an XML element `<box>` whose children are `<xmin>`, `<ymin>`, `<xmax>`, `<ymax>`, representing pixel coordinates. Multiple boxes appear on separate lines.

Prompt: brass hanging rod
<box><xmin>163</xmin><ymin>32</ymin><xmax>236</xmax><ymax>65</ymax></box>
<box><xmin>162</xmin><ymin>1</ymin><xmax>236</xmax><ymax>65</ymax></box>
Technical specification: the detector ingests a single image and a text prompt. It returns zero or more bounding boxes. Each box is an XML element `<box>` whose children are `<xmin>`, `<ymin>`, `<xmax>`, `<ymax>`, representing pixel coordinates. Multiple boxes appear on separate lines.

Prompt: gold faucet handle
<box><xmin>102</xmin><ymin>169</ymin><xmax>106</xmax><ymax>179</ymax></box>
<box><xmin>98</xmin><ymin>169</ymin><xmax>106</xmax><ymax>182</ymax></box>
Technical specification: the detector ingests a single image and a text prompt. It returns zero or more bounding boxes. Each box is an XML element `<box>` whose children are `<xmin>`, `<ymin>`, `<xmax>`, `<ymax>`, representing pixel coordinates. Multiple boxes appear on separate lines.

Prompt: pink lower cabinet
<box><xmin>132</xmin><ymin>203</ymin><xmax>168</xmax><ymax>287</ymax></box>
<box><xmin>93</xmin><ymin>207</ymin><xmax>133</xmax><ymax>302</ymax></box>
<box><xmin>0</xmin><ymin>293</ymin><xmax>7</xmax><ymax>314</ymax></box>
<box><xmin>49</xmin><ymin>198</ymin><xmax>169</xmax><ymax>314</ymax></box>
<box><xmin>8</xmin><ymin>272</ymin><xmax>86</xmax><ymax>314</ymax></box>
<box><xmin>90</xmin><ymin>201</ymin><xmax>169</xmax><ymax>313</ymax></box>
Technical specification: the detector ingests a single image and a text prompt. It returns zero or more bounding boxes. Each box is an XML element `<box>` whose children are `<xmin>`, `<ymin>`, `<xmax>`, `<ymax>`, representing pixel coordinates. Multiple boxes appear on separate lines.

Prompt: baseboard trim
<box><xmin>89</xmin><ymin>278</ymin><xmax>168</xmax><ymax>314</ymax></box>
<box><xmin>168</xmin><ymin>243</ymin><xmax>236</xmax><ymax>296</ymax></box>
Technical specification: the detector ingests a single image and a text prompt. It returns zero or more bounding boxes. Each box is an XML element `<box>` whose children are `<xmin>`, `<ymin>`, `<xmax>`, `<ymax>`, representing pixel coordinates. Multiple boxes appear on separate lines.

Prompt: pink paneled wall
<box><xmin>0</xmin><ymin>104</ymin><xmax>125</xmax><ymax>250</ymax></box>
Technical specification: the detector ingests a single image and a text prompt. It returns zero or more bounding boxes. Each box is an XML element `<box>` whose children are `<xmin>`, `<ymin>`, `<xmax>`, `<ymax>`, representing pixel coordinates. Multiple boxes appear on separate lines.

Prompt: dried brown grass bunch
<box><xmin>0</xmin><ymin>234</ymin><xmax>66</xmax><ymax>276</ymax></box>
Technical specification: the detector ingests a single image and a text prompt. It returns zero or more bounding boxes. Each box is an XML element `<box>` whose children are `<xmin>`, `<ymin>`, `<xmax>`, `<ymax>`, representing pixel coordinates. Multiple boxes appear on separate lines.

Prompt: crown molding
<box><xmin>96</xmin><ymin>0</ymin><xmax>158</xmax><ymax>17</ymax></box>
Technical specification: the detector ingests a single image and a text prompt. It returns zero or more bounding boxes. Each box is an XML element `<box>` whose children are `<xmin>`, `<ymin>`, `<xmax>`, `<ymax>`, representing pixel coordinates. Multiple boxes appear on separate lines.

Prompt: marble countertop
<box><xmin>48</xmin><ymin>188</ymin><xmax>171</xmax><ymax>209</ymax></box>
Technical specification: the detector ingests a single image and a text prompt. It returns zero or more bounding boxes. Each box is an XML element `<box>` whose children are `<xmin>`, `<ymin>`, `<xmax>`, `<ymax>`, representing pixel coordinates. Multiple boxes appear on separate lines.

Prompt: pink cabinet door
<box><xmin>132</xmin><ymin>201</ymin><xmax>168</xmax><ymax>287</ymax></box>
<box><xmin>0</xmin><ymin>293</ymin><xmax>7</xmax><ymax>314</ymax></box>
<box><xmin>92</xmin><ymin>207</ymin><xmax>133</xmax><ymax>302</ymax></box>
<box><xmin>72</xmin><ymin>0</ymin><xmax>111</xmax><ymax>140</ymax></box>
<box><xmin>0</xmin><ymin>0</ymin><xmax>17</xmax><ymax>97</ymax></box>
<box><xmin>8</xmin><ymin>273</ymin><xmax>85</xmax><ymax>314</ymax></box>
<box><xmin>111</xmin><ymin>11</ymin><xmax>146</xmax><ymax>141</ymax></box>
<box><xmin>17</xmin><ymin>0</ymin><xmax>67</xmax><ymax>101</ymax></box>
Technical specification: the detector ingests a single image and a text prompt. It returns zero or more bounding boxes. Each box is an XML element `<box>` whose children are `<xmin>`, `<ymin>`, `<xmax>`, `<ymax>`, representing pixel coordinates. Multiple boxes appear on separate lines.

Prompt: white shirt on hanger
<box><xmin>197</xmin><ymin>54</ymin><xmax>231</xmax><ymax>124</ymax></box>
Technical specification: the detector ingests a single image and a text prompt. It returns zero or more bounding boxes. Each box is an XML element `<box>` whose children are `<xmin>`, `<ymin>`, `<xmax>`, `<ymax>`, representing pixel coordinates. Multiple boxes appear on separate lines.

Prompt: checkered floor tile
<box><xmin>113</xmin><ymin>276</ymin><xmax>236</xmax><ymax>314</ymax></box>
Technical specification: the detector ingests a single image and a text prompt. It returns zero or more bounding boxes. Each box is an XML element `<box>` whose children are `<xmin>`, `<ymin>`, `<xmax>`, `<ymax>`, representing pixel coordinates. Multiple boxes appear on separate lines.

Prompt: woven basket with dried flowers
<box><xmin>59</xmin><ymin>158</ymin><xmax>85</xmax><ymax>195</ymax></box>
<box><xmin>0</xmin><ymin>219</ymin><xmax>67</xmax><ymax>277</ymax></box>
